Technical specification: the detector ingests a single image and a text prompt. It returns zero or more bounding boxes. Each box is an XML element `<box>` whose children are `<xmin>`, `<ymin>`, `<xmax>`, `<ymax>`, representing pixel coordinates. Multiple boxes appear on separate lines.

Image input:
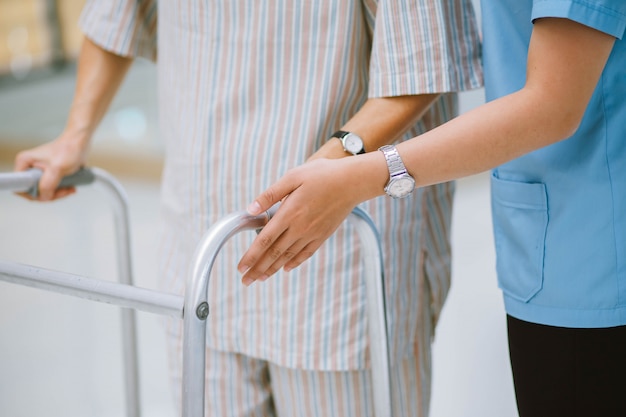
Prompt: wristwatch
<box><xmin>379</xmin><ymin>144</ymin><xmax>415</xmax><ymax>198</ymax></box>
<box><xmin>332</xmin><ymin>130</ymin><xmax>365</xmax><ymax>155</ymax></box>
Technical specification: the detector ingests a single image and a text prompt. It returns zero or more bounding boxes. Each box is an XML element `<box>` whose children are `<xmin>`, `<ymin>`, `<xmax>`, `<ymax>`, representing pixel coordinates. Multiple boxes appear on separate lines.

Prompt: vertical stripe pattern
<box><xmin>80</xmin><ymin>0</ymin><xmax>157</xmax><ymax>60</ymax></box>
<box><xmin>163</xmin><ymin>341</ymin><xmax>429</xmax><ymax>417</ymax></box>
<box><xmin>80</xmin><ymin>0</ymin><xmax>482</xmax><ymax>414</ymax></box>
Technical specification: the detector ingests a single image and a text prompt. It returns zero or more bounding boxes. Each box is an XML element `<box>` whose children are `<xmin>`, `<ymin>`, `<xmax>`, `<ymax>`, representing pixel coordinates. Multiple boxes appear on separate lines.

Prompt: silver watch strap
<box><xmin>379</xmin><ymin>145</ymin><xmax>408</xmax><ymax>177</ymax></box>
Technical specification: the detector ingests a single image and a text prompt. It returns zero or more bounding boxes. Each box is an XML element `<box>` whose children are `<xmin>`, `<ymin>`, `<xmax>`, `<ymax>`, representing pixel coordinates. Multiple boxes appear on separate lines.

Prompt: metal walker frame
<box><xmin>0</xmin><ymin>167</ymin><xmax>392</xmax><ymax>417</ymax></box>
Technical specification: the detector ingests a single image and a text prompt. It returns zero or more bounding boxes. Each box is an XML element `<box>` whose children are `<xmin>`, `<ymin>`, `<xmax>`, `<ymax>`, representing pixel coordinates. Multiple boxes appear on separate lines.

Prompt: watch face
<box><xmin>344</xmin><ymin>134</ymin><xmax>364</xmax><ymax>154</ymax></box>
<box><xmin>386</xmin><ymin>177</ymin><xmax>415</xmax><ymax>198</ymax></box>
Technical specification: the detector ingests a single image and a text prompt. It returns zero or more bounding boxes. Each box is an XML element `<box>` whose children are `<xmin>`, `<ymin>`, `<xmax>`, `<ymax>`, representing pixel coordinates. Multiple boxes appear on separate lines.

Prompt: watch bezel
<box><xmin>343</xmin><ymin>133</ymin><xmax>364</xmax><ymax>154</ymax></box>
<box><xmin>332</xmin><ymin>130</ymin><xmax>365</xmax><ymax>155</ymax></box>
<box><xmin>384</xmin><ymin>176</ymin><xmax>415</xmax><ymax>198</ymax></box>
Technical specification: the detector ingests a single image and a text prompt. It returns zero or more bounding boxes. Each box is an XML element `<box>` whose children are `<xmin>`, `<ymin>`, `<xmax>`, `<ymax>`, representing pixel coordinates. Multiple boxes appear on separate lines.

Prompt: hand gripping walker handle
<box><xmin>26</xmin><ymin>167</ymin><xmax>96</xmax><ymax>198</ymax></box>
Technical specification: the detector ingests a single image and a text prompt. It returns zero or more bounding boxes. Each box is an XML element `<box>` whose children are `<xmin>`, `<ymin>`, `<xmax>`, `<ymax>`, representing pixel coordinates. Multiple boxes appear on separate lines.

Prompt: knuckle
<box><xmin>14</xmin><ymin>152</ymin><xmax>30</xmax><ymax>170</ymax></box>
<box><xmin>264</xmin><ymin>266</ymin><xmax>279</xmax><ymax>277</ymax></box>
<box><xmin>257</xmin><ymin>233</ymin><xmax>274</xmax><ymax>249</ymax></box>
<box><xmin>259</xmin><ymin>187</ymin><xmax>277</xmax><ymax>206</ymax></box>
<box><xmin>299</xmin><ymin>250</ymin><xmax>315</xmax><ymax>262</ymax></box>
<box><xmin>267</xmin><ymin>246</ymin><xmax>283</xmax><ymax>261</ymax></box>
<box><xmin>15</xmin><ymin>151</ymin><xmax>25</xmax><ymax>163</ymax></box>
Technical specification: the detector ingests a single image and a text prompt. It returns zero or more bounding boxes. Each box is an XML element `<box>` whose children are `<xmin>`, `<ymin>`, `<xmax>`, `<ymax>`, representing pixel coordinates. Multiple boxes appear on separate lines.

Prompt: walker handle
<box><xmin>0</xmin><ymin>167</ymin><xmax>96</xmax><ymax>197</ymax></box>
<box><xmin>27</xmin><ymin>167</ymin><xmax>96</xmax><ymax>198</ymax></box>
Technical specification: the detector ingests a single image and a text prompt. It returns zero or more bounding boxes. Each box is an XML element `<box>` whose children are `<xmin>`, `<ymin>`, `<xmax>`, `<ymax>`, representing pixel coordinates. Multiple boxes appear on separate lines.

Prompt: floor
<box><xmin>0</xmin><ymin>64</ymin><xmax>518</xmax><ymax>416</ymax></box>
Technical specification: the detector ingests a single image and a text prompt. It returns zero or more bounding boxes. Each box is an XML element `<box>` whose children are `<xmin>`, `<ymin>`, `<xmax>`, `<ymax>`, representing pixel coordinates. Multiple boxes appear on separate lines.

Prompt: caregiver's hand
<box><xmin>238</xmin><ymin>153</ymin><xmax>386</xmax><ymax>285</ymax></box>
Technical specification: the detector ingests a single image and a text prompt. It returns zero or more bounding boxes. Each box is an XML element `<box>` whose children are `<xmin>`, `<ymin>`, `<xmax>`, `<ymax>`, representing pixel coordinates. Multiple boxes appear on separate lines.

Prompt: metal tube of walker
<box><xmin>181</xmin><ymin>204</ymin><xmax>392</xmax><ymax>417</ymax></box>
<box><xmin>91</xmin><ymin>168</ymin><xmax>142</xmax><ymax>417</ymax></box>
<box><xmin>0</xmin><ymin>259</ymin><xmax>183</xmax><ymax>318</ymax></box>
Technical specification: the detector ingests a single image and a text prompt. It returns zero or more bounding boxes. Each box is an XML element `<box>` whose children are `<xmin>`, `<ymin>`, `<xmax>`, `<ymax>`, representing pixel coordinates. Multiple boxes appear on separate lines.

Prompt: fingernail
<box><xmin>242</xmin><ymin>277</ymin><xmax>255</xmax><ymax>286</ymax></box>
<box><xmin>247</xmin><ymin>201</ymin><xmax>262</xmax><ymax>215</ymax></box>
<box><xmin>257</xmin><ymin>274</ymin><xmax>269</xmax><ymax>282</ymax></box>
<box><xmin>238</xmin><ymin>265</ymin><xmax>249</xmax><ymax>274</ymax></box>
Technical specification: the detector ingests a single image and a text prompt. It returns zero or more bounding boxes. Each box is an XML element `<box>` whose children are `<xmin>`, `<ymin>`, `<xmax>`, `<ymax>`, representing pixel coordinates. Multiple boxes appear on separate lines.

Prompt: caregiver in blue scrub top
<box><xmin>239</xmin><ymin>0</ymin><xmax>626</xmax><ymax>415</ymax></box>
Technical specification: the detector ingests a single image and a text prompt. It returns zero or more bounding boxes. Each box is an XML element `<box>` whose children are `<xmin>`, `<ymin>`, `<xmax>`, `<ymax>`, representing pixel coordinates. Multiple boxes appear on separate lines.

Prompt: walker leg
<box><xmin>94</xmin><ymin>168</ymin><xmax>142</xmax><ymax>417</ymax></box>
<box><xmin>350</xmin><ymin>208</ymin><xmax>392</xmax><ymax>417</ymax></box>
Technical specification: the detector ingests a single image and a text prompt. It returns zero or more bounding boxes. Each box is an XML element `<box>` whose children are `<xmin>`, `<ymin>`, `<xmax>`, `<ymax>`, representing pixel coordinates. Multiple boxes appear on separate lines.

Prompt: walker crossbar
<box><xmin>0</xmin><ymin>168</ymin><xmax>392</xmax><ymax>417</ymax></box>
<box><xmin>0</xmin><ymin>259</ymin><xmax>183</xmax><ymax>318</ymax></box>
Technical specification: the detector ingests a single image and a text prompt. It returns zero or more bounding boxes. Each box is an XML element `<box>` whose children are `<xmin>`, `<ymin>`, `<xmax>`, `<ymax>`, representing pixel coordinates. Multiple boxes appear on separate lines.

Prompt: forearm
<box><xmin>312</xmin><ymin>94</ymin><xmax>439</xmax><ymax>159</ymax></box>
<box><xmin>399</xmin><ymin>90</ymin><xmax>569</xmax><ymax>187</ymax></box>
<box><xmin>64</xmin><ymin>37</ymin><xmax>133</xmax><ymax>144</ymax></box>
<box><xmin>351</xmin><ymin>84</ymin><xmax>605</xmax><ymax>202</ymax></box>
<box><xmin>13</xmin><ymin>37</ymin><xmax>133</xmax><ymax>200</ymax></box>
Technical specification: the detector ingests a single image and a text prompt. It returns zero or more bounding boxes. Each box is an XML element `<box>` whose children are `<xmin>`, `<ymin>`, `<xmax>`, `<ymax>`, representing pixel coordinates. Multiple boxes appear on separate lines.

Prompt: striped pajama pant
<box><xmin>162</xmin><ymin>283</ymin><xmax>434</xmax><ymax>417</ymax></box>
<box><xmin>164</xmin><ymin>337</ymin><xmax>429</xmax><ymax>417</ymax></box>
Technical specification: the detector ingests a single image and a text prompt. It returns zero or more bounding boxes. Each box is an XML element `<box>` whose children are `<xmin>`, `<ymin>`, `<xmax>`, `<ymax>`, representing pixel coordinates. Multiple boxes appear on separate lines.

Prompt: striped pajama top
<box><xmin>80</xmin><ymin>0</ymin><xmax>482</xmax><ymax>371</ymax></box>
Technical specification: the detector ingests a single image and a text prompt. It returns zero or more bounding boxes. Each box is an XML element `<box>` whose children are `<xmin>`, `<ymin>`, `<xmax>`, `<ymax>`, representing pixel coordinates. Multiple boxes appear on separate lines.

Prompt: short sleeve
<box><xmin>79</xmin><ymin>0</ymin><xmax>157</xmax><ymax>61</ymax></box>
<box><xmin>368</xmin><ymin>0</ymin><xmax>483</xmax><ymax>98</ymax></box>
<box><xmin>532</xmin><ymin>0</ymin><xmax>626</xmax><ymax>39</ymax></box>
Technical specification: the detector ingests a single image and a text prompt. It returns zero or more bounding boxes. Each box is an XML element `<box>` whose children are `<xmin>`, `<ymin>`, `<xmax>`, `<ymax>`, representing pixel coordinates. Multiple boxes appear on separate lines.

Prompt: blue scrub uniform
<box><xmin>481</xmin><ymin>0</ymin><xmax>626</xmax><ymax>328</ymax></box>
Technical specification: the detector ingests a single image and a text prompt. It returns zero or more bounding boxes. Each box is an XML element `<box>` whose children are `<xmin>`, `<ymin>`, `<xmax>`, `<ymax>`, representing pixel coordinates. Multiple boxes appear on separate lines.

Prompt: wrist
<box><xmin>56</xmin><ymin>128</ymin><xmax>92</xmax><ymax>156</ymax></box>
<box><xmin>345</xmin><ymin>151</ymin><xmax>388</xmax><ymax>201</ymax></box>
<box><xmin>309</xmin><ymin>138</ymin><xmax>351</xmax><ymax>161</ymax></box>
<box><xmin>62</xmin><ymin>113</ymin><xmax>96</xmax><ymax>144</ymax></box>
<box><xmin>378</xmin><ymin>144</ymin><xmax>416</xmax><ymax>198</ymax></box>
<box><xmin>64</xmin><ymin>96</ymin><xmax>108</xmax><ymax>140</ymax></box>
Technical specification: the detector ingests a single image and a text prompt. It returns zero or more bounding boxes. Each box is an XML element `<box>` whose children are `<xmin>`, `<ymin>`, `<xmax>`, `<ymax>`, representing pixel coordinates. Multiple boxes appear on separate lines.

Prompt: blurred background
<box><xmin>0</xmin><ymin>1</ymin><xmax>518</xmax><ymax>416</ymax></box>
<box><xmin>0</xmin><ymin>0</ymin><xmax>161</xmax><ymax>176</ymax></box>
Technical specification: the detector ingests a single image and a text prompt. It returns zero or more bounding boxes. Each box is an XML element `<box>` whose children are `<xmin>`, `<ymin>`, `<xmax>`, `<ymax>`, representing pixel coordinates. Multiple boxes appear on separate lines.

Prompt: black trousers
<box><xmin>507</xmin><ymin>315</ymin><xmax>626</xmax><ymax>417</ymax></box>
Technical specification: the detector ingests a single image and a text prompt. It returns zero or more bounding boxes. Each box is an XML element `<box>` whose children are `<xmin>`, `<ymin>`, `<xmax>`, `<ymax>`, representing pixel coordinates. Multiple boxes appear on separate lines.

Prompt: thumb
<box><xmin>247</xmin><ymin>174</ymin><xmax>299</xmax><ymax>216</ymax></box>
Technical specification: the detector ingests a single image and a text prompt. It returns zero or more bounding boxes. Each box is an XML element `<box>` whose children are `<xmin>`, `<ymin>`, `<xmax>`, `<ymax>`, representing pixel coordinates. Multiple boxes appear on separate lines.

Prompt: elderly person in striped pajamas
<box><xmin>15</xmin><ymin>0</ymin><xmax>481</xmax><ymax>415</ymax></box>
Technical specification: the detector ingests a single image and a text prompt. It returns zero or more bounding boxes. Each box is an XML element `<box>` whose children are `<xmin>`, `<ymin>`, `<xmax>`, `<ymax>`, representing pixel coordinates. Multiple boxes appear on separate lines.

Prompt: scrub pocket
<box><xmin>491</xmin><ymin>174</ymin><xmax>548</xmax><ymax>302</ymax></box>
